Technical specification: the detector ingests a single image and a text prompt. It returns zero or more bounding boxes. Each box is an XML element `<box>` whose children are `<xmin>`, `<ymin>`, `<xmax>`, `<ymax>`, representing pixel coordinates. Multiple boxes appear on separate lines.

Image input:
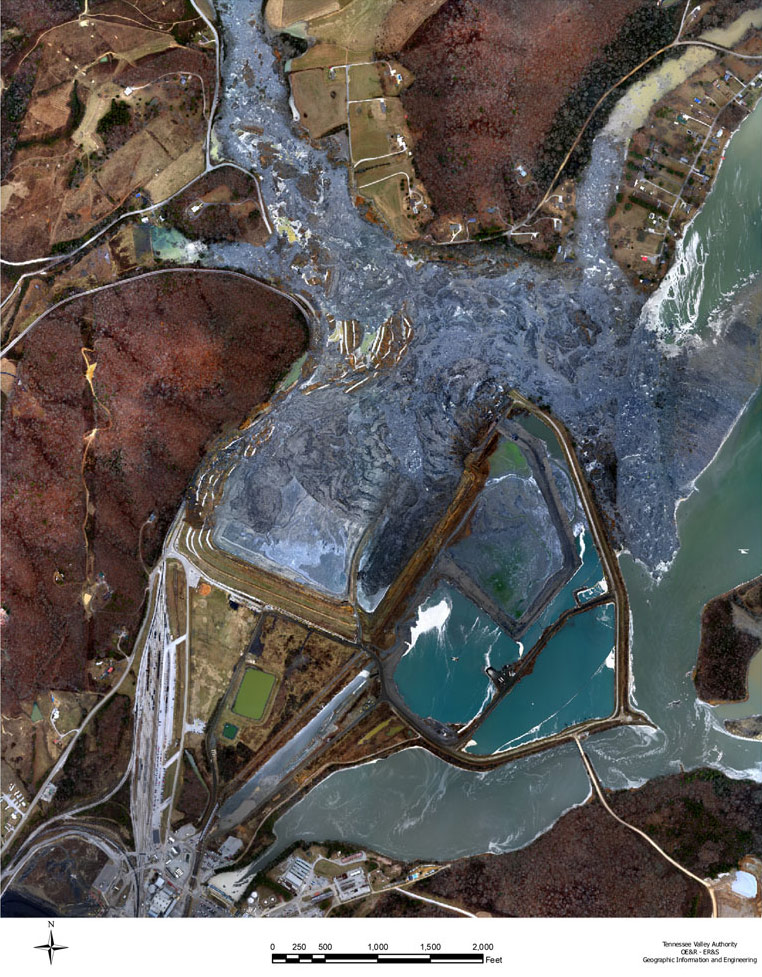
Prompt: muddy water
<box><xmin>255</xmin><ymin>742</ymin><xmax>592</xmax><ymax>865</ymax></box>
<box><xmin>605</xmin><ymin>9</ymin><xmax>762</xmax><ymax>139</ymax></box>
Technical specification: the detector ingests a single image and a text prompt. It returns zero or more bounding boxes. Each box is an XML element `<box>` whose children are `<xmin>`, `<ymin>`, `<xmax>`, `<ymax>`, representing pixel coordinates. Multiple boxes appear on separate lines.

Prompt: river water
<box><xmin>263</xmin><ymin>90</ymin><xmax>762</xmax><ymax>865</ymax></box>
<box><xmin>644</xmin><ymin>97</ymin><xmax>762</xmax><ymax>345</ymax></box>
<box><xmin>467</xmin><ymin>603</ymin><xmax>616</xmax><ymax>755</ymax></box>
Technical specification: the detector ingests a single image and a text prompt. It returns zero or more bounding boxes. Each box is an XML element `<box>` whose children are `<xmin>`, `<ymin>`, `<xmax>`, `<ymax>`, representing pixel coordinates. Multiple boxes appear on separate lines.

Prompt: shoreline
<box><xmin>604</xmin><ymin>8</ymin><xmax>762</xmax><ymax>141</ymax></box>
<box><xmin>263</xmin><ymin>744</ymin><xmax>597</xmax><ymax>866</ymax></box>
<box><xmin>257</xmin><ymin>757</ymin><xmax>762</xmax><ymax>888</ymax></box>
<box><xmin>674</xmin><ymin>385</ymin><xmax>760</xmax><ymax>523</ymax></box>
<box><xmin>618</xmin><ymin>383</ymin><xmax>761</xmax><ymax>583</ymax></box>
<box><xmin>643</xmin><ymin>98</ymin><xmax>762</xmax><ymax>354</ymax></box>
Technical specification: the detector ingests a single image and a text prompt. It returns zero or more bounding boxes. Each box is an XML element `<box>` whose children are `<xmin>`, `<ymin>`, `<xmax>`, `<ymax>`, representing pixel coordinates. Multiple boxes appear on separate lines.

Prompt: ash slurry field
<box><xmin>268</xmin><ymin>390</ymin><xmax>761</xmax><ymax>864</ymax></box>
<box><xmin>188</xmin><ymin>5</ymin><xmax>759</xmax><ymax>857</ymax></box>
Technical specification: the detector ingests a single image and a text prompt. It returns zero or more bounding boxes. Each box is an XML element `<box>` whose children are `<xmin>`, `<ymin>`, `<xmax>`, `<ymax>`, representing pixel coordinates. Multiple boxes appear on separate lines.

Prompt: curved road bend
<box><xmin>0</xmin><ymin>584</ymin><xmax>153</xmax><ymax>860</ymax></box>
<box><xmin>2</xmin><ymin>265</ymin><xmax>315</xmax><ymax>359</ymax></box>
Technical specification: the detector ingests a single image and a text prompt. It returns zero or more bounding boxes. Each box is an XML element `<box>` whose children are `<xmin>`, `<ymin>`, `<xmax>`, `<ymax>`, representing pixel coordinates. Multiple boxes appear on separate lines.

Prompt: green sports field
<box><xmin>232</xmin><ymin>667</ymin><xmax>277</xmax><ymax>721</ymax></box>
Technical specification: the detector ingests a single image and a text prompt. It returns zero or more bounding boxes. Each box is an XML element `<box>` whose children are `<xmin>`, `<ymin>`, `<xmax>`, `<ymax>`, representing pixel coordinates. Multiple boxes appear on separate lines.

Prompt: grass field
<box><xmin>307</xmin><ymin>0</ymin><xmax>399</xmax><ymax>56</ymax></box>
<box><xmin>290</xmin><ymin>68</ymin><xmax>347</xmax><ymax>138</ymax></box>
<box><xmin>314</xmin><ymin>858</ymin><xmax>350</xmax><ymax>879</ymax></box>
<box><xmin>358</xmin><ymin>166</ymin><xmax>421</xmax><ymax>241</ymax></box>
<box><xmin>347</xmin><ymin>63</ymin><xmax>386</xmax><ymax>101</ymax></box>
<box><xmin>188</xmin><ymin>584</ymin><xmax>259</xmax><ymax>726</ymax></box>
<box><xmin>232</xmin><ymin>667</ymin><xmax>277</xmax><ymax>721</ymax></box>
<box><xmin>350</xmin><ymin>99</ymin><xmax>405</xmax><ymax>163</ymax></box>
<box><xmin>213</xmin><ymin>613</ymin><xmax>360</xmax><ymax>769</ymax></box>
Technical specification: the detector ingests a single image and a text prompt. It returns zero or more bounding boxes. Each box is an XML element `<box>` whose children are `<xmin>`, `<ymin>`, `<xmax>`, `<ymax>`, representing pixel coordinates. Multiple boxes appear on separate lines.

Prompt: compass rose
<box><xmin>34</xmin><ymin>930</ymin><xmax>68</xmax><ymax>965</ymax></box>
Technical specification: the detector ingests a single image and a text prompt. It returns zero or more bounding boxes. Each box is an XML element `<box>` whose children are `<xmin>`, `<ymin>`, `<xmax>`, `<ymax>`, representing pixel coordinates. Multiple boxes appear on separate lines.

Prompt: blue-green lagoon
<box><xmin>466</xmin><ymin>603</ymin><xmax>616</xmax><ymax>755</ymax></box>
<box><xmin>392</xmin><ymin>586</ymin><xmax>521</xmax><ymax>725</ymax></box>
<box><xmin>393</xmin><ymin>527</ymin><xmax>611</xmax><ymax>738</ymax></box>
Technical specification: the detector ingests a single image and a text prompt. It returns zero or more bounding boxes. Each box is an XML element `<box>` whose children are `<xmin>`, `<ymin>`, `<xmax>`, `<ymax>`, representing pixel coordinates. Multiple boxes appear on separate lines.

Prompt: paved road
<box><xmin>0</xmin><ymin>627</ymin><xmax>143</xmax><ymax>859</ymax></box>
<box><xmin>574</xmin><ymin>734</ymin><xmax>718</xmax><ymax>917</ymax></box>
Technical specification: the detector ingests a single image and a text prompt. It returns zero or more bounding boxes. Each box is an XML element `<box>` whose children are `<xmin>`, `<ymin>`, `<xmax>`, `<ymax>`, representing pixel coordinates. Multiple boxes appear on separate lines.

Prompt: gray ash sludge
<box><xmin>200</xmin><ymin>2</ymin><xmax>759</xmax><ymax>589</ymax></box>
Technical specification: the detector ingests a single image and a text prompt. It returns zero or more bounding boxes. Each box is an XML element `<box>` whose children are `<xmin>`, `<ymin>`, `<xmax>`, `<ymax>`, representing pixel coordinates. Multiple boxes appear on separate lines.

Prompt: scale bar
<box><xmin>273</xmin><ymin>954</ymin><xmax>484</xmax><ymax>964</ymax></box>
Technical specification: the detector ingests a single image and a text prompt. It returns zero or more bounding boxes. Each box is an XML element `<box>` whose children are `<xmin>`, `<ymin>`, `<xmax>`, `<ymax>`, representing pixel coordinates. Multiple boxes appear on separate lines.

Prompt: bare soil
<box><xmin>1</xmin><ymin>271</ymin><xmax>308</xmax><ymax>715</ymax></box>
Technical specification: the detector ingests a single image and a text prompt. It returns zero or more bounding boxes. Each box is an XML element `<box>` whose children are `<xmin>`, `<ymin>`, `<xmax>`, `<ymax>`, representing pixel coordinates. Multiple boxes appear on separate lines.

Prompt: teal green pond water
<box><xmin>519</xmin><ymin>530</ymin><xmax>605</xmax><ymax>651</ymax></box>
<box><xmin>393</xmin><ymin>526</ymin><xmax>609</xmax><ymax>736</ymax></box>
<box><xmin>466</xmin><ymin>603</ymin><xmax>616</xmax><ymax>754</ymax></box>
<box><xmin>392</xmin><ymin>586</ymin><xmax>521</xmax><ymax>725</ymax></box>
<box><xmin>394</xmin><ymin>410</ymin><xmax>610</xmax><ymax>740</ymax></box>
<box><xmin>487</xmin><ymin>438</ymin><xmax>531</xmax><ymax>478</ymax></box>
<box><xmin>519</xmin><ymin>413</ymin><xmax>568</xmax><ymax>465</ymax></box>
<box><xmin>150</xmin><ymin>225</ymin><xmax>191</xmax><ymax>260</ymax></box>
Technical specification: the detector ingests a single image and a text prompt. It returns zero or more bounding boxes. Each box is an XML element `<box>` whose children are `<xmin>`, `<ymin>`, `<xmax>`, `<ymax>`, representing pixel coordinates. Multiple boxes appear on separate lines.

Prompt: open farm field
<box><xmin>357</xmin><ymin>162</ymin><xmax>424</xmax><ymax>241</ymax></box>
<box><xmin>290</xmin><ymin>68</ymin><xmax>348</xmax><ymax>138</ymax></box>
<box><xmin>1</xmin><ymin>271</ymin><xmax>308</xmax><ymax>716</ymax></box>
<box><xmin>274</xmin><ymin>0</ymin><xmax>397</xmax><ymax>58</ymax></box>
<box><xmin>350</xmin><ymin>98</ymin><xmax>407</xmax><ymax>163</ymax></box>
<box><xmin>1</xmin><ymin>1</ymin><xmax>213</xmax><ymax>260</ymax></box>
<box><xmin>187</xmin><ymin>582</ymin><xmax>260</xmax><ymax>726</ymax></box>
<box><xmin>270</xmin><ymin>0</ymin><xmax>433</xmax><ymax>238</ymax></box>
